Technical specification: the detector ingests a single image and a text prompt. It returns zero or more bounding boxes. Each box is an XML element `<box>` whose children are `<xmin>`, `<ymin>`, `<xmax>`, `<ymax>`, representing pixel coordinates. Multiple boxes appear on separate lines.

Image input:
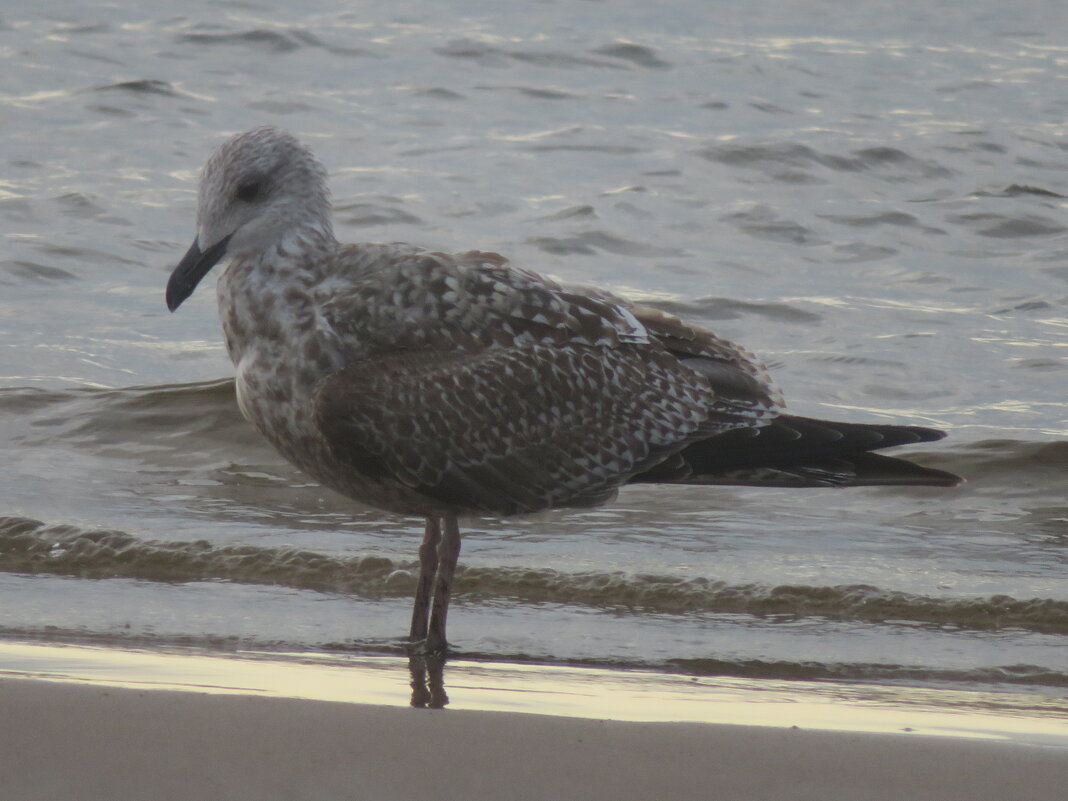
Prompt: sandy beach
<box><xmin>3</xmin><ymin>678</ymin><xmax>1067</xmax><ymax>801</ymax></box>
<box><xmin>1</xmin><ymin>644</ymin><xmax>1066</xmax><ymax>801</ymax></box>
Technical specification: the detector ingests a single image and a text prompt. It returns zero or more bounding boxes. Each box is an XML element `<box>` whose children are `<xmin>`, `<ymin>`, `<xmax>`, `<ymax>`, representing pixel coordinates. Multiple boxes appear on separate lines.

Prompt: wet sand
<box><xmin>2</xmin><ymin>675</ymin><xmax>1066</xmax><ymax>801</ymax></box>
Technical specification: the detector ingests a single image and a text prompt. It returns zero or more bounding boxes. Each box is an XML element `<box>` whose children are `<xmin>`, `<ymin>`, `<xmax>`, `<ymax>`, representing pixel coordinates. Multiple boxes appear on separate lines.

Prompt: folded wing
<box><xmin>312</xmin><ymin>341</ymin><xmax>765</xmax><ymax>516</ymax></box>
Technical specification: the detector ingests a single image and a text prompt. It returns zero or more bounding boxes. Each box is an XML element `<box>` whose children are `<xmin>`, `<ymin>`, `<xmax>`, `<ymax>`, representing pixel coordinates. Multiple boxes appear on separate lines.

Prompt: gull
<box><xmin>166</xmin><ymin>126</ymin><xmax>959</xmax><ymax>654</ymax></box>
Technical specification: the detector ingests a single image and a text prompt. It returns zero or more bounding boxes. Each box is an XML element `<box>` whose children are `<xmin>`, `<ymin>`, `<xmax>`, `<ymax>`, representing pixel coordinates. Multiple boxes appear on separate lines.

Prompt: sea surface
<box><xmin>1</xmin><ymin>0</ymin><xmax>1067</xmax><ymax>708</ymax></box>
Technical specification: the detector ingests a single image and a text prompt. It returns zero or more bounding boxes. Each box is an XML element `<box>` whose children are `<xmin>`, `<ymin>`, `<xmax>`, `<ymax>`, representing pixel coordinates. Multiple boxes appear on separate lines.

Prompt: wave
<box><xmin>1</xmin><ymin>379</ymin><xmax>264</xmax><ymax>458</ymax></box>
<box><xmin>697</xmin><ymin>141</ymin><xmax>953</xmax><ymax>181</ymax></box>
<box><xmin>4</xmin><ymin>382</ymin><xmax>1068</xmax><ymax>504</ymax></box>
<box><xmin>3</xmin><ymin>516</ymin><xmax>1066</xmax><ymax>635</ymax></box>
<box><xmin>670</xmin><ymin>657</ymin><xmax>1068</xmax><ymax>689</ymax></box>
<box><xmin>434</xmin><ymin>38</ymin><xmax>670</xmax><ymax>71</ymax></box>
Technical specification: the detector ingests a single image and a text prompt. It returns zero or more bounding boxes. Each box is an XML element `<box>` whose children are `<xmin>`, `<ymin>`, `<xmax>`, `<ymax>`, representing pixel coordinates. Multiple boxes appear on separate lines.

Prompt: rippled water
<box><xmin>2</xmin><ymin>0</ymin><xmax>1067</xmax><ymax>696</ymax></box>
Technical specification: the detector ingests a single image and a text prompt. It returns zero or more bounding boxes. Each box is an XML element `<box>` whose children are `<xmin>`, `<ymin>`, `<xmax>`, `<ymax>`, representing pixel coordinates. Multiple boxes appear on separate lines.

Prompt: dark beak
<box><xmin>165</xmin><ymin>235</ymin><xmax>231</xmax><ymax>312</ymax></box>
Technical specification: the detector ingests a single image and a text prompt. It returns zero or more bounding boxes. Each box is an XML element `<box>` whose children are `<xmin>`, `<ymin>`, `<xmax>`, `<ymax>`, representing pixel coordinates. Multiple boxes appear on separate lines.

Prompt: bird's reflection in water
<box><xmin>409</xmin><ymin>654</ymin><xmax>449</xmax><ymax>709</ymax></box>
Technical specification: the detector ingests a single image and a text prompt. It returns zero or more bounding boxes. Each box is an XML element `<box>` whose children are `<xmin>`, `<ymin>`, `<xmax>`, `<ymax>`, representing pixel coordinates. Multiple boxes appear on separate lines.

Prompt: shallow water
<box><xmin>4</xmin><ymin>641</ymin><xmax>1067</xmax><ymax>744</ymax></box>
<box><xmin>1</xmin><ymin>0</ymin><xmax>1067</xmax><ymax>702</ymax></box>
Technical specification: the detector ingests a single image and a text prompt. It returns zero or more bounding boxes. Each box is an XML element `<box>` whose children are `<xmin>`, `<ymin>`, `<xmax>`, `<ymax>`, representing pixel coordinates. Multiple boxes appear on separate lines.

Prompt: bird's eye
<box><xmin>235</xmin><ymin>179</ymin><xmax>263</xmax><ymax>203</ymax></box>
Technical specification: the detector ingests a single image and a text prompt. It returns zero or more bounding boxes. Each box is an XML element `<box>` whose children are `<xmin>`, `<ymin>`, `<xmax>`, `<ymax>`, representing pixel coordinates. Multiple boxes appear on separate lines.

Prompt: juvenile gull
<box><xmin>166</xmin><ymin>126</ymin><xmax>960</xmax><ymax>653</ymax></box>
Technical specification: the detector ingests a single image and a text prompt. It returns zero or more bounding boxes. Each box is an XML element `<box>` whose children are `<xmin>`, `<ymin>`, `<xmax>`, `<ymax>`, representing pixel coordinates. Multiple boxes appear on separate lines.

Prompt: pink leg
<box><xmin>409</xmin><ymin>517</ymin><xmax>441</xmax><ymax>642</ymax></box>
<box><xmin>424</xmin><ymin>514</ymin><xmax>461</xmax><ymax>654</ymax></box>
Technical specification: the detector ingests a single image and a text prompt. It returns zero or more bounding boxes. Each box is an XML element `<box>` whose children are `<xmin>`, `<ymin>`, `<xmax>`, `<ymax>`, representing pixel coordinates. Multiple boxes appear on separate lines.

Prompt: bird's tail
<box><xmin>631</xmin><ymin>414</ymin><xmax>961</xmax><ymax>488</ymax></box>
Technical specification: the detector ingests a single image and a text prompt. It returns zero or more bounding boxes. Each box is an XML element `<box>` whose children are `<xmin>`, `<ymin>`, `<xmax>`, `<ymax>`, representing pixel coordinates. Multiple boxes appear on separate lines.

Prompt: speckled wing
<box><xmin>319</xmin><ymin>246</ymin><xmax>784</xmax><ymax>421</ymax></box>
<box><xmin>312</xmin><ymin>246</ymin><xmax>789</xmax><ymax>515</ymax></box>
<box><xmin>629</xmin><ymin>303</ymin><xmax>784</xmax><ymax>420</ymax></box>
<box><xmin>312</xmin><ymin>342</ymin><xmax>739</xmax><ymax>516</ymax></box>
<box><xmin>321</xmin><ymin>248</ymin><xmax>653</xmax><ymax>355</ymax></box>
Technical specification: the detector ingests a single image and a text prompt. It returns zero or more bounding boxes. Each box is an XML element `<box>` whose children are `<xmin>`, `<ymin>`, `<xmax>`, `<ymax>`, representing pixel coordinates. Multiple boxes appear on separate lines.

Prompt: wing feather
<box><xmin>312</xmin><ymin>343</ymin><xmax>749</xmax><ymax>515</ymax></box>
<box><xmin>310</xmin><ymin>246</ymin><xmax>799</xmax><ymax>514</ymax></box>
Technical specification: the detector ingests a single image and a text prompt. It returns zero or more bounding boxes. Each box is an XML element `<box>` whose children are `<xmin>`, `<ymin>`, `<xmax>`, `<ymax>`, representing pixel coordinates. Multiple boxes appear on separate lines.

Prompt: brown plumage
<box><xmin>166</xmin><ymin>127</ymin><xmax>959</xmax><ymax>653</ymax></box>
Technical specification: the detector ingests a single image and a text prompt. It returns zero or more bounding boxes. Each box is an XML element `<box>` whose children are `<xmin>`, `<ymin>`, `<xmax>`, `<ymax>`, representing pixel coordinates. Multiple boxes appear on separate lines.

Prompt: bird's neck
<box><xmin>216</xmin><ymin>224</ymin><xmax>337</xmax><ymax>365</ymax></box>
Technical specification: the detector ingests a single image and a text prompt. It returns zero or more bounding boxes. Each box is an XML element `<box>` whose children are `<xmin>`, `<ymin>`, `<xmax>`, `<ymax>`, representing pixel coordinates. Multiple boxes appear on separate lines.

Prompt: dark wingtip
<box><xmin>907</xmin><ymin>425</ymin><xmax>948</xmax><ymax>443</ymax></box>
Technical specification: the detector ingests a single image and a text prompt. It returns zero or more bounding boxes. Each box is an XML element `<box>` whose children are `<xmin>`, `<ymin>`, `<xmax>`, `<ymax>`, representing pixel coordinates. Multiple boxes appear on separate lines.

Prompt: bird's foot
<box><xmin>409</xmin><ymin>651</ymin><xmax>448</xmax><ymax>709</ymax></box>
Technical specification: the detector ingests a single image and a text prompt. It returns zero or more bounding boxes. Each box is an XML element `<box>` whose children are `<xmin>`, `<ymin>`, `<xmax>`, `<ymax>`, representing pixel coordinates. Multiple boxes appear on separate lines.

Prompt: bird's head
<box><xmin>166</xmin><ymin>126</ymin><xmax>332</xmax><ymax>311</ymax></box>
